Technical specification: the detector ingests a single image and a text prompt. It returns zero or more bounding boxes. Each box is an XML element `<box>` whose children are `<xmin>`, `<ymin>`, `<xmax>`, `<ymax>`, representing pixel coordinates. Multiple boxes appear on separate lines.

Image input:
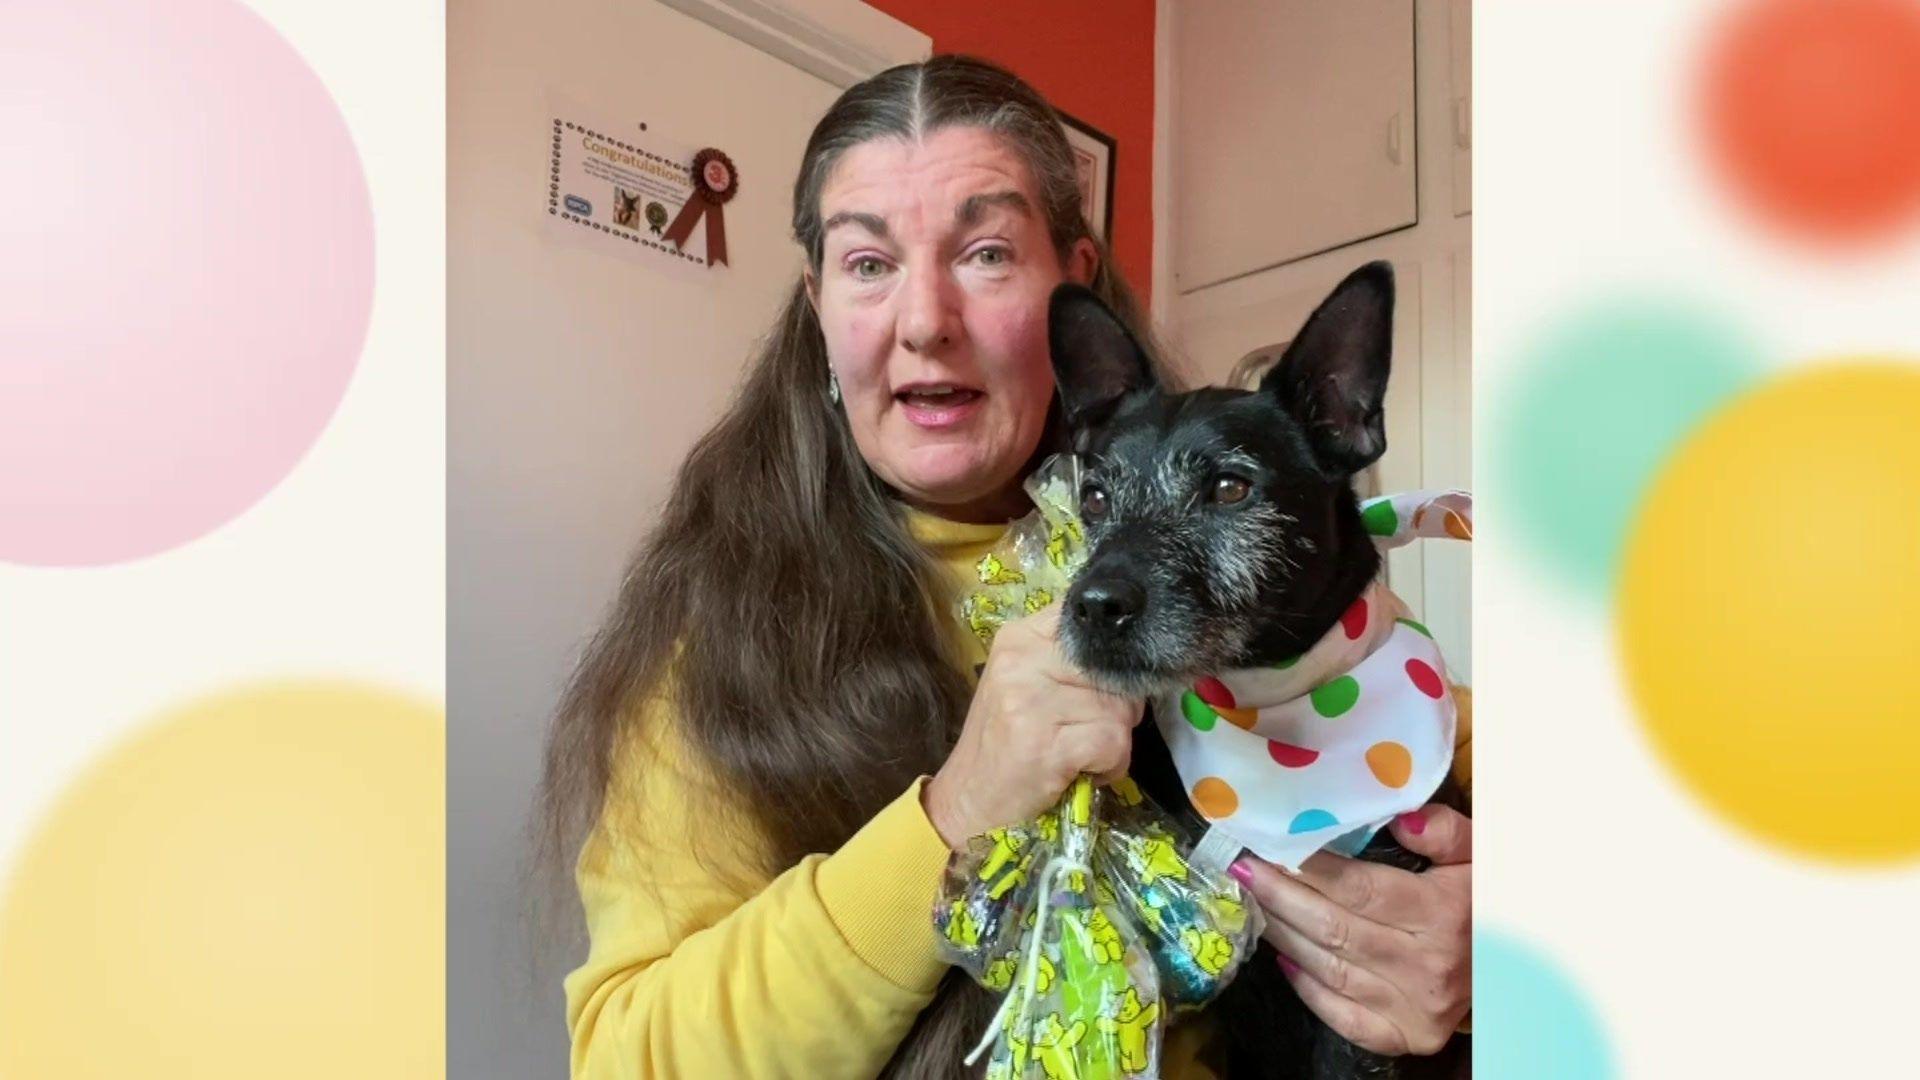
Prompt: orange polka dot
<box><xmin>1218</xmin><ymin>704</ymin><xmax>1259</xmax><ymax>730</ymax></box>
<box><xmin>1413</xmin><ymin>507</ymin><xmax>1427</xmax><ymax>528</ymax></box>
<box><xmin>1366</xmin><ymin>741</ymin><xmax>1413</xmax><ymax>788</ymax></box>
<box><xmin>1444</xmin><ymin>510</ymin><xmax>1473</xmax><ymax>540</ymax></box>
<box><xmin>1190</xmin><ymin>777</ymin><xmax>1240</xmax><ymax>819</ymax></box>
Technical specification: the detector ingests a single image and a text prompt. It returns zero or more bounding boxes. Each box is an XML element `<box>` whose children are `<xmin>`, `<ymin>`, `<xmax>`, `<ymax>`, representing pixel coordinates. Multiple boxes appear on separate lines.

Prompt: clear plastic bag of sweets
<box><xmin>932</xmin><ymin>455</ymin><xmax>1264</xmax><ymax>1079</ymax></box>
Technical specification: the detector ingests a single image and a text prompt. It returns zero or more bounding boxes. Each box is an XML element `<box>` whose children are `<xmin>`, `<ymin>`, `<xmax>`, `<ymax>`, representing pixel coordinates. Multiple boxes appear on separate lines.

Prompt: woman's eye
<box><xmin>971</xmin><ymin>245</ymin><xmax>1009</xmax><ymax>267</ymax></box>
<box><xmin>1080</xmin><ymin>485</ymin><xmax>1110</xmax><ymax>520</ymax></box>
<box><xmin>1211</xmin><ymin>476</ymin><xmax>1252</xmax><ymax>505</ymax></box>
<box><xmin>850</xmin><ymin>256</ymin><xmax>888</xmax><ymax>280</ymax></box>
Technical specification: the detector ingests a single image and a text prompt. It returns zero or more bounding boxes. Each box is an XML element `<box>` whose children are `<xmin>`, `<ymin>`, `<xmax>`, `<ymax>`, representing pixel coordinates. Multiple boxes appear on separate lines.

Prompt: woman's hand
<box><xmin>1232</xmin><ymin>805</ymin><xmax>1472</xmax><ymax>1056</ymax></box>
<box><xmin>923</xmin><ymin>603</ymin><xmax>1143</xmax><ymax>850</ymax></box>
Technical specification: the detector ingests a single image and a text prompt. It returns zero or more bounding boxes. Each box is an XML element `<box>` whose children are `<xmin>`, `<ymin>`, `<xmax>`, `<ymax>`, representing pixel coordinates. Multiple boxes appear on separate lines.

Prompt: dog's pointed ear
<box><xmin>1050</xmin><ymin>283</ymin><xmax>1156</xmax><ymax>429</ymax></box>
<box><xmin>1261</xmin><ymin>261</ymin><xmax>1394</xmax><ymax>475</ymax></box>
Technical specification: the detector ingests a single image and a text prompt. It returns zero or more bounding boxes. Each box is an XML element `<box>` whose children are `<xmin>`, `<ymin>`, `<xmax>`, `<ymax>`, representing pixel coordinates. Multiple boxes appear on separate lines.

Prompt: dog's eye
<box><xmin>1080</xmin><ymin>485</ymin><xmax>1110</xmax><ymax>521</ymax></box>
<box><xmin>1210</xmin><ymin>476</ymin><xmax>1252</xmax><ymax>505</ymax></box>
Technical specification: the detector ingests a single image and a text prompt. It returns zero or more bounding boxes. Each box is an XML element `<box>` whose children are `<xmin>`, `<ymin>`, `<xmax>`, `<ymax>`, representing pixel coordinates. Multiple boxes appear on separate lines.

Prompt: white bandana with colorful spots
<box><xmin>1156</xmin><ymin>490</ymin><xmax>1471</xmax><ymax>873</ymax></box>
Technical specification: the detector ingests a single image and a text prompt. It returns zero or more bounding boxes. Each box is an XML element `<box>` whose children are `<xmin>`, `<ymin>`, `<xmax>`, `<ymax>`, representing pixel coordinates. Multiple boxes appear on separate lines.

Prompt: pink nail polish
<box><xmin>1227</xmin><ymin>859</ymin><xmax>1254</xmax><ymax>886</ymax></box>
<box><xmin>1397</xmin><ymin>810</ymin><xmax>1426</xmax><ymax>835</ymax></box>
<box><xmin>1277</xmin><ymin>954</ymin><xmax>1301</xmax><ymax>976</ymax></box>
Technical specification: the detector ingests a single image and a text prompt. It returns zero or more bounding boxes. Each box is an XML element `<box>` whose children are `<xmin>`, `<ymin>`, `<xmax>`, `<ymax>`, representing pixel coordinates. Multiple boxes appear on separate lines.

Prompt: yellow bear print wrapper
<box><xmin>960</xmin><ymin>454</ymin><xmax>1089</xmax><ymax>651</ymax></box>
<box><xmin>935</xmin><ymin>456</ymin><xmax>1264</xmax><ymax>1079</ymax></box>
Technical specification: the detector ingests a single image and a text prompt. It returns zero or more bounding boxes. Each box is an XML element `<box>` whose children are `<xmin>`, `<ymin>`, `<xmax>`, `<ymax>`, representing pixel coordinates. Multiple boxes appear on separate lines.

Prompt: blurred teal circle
<box><xmin>1490</xmin><ymin>298</ymin><xmax>1758</xmax><ymax>597</ymax></box>
<box><xmin>1477</xmin><ymin>928</ymin><xmax>1617</xmax><ymax>1080</ymax></box>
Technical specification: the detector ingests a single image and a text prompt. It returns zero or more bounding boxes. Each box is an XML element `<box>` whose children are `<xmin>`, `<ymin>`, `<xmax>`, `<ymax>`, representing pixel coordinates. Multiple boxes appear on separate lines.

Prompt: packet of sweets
<box><xmin>932</xmin><ymin>456</ymin><xmax>1264</xmax><ymax>1077</ymax></box>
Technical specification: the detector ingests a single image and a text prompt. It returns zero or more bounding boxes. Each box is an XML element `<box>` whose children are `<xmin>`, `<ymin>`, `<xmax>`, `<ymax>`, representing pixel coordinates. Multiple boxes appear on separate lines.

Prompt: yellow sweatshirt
<box><xmin>564</xmin><ymin>507</ymin><xmax>1472</xmax><ymax>1078</ymax></box>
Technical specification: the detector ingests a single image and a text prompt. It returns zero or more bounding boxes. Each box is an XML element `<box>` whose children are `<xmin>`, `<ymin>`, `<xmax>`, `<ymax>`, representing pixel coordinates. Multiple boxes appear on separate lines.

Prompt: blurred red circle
<box><xmin>1699</xmin><ymin>0</ymin><xmax>1920</xmax><ymax>246</ymax></box>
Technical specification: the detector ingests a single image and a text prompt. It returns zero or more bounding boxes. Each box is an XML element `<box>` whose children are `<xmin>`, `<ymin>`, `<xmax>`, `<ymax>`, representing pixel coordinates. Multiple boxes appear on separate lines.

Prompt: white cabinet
<box><xmin>1450</xmin><ymin>0</ymin><xmax>1472</xmax><ymax>217</ymax></box>
<box><xmin>1172</xmin><ymin>0</ymin><xmax>1417</xmax><ymax>292</ymax></box>
<box><xmin>1162</xmin><ymin>0</ymin><xmax>1470</xmax><ymax>677</ymax></box>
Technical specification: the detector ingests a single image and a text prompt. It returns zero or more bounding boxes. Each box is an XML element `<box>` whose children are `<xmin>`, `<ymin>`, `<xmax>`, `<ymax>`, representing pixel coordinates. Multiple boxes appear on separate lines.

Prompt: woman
<box><xmin>534</xmin><ymin>55</ymin><xmax>1471</xmax><ymax>1078</ymax></box>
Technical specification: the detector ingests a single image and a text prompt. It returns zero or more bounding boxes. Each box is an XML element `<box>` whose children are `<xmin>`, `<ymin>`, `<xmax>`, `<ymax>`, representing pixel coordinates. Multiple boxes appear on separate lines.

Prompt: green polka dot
<box><xmin>1492</xmin><ymin>297</ymin><xmax>1757</xmax><ymax>598</ymax></box>
<box><xmin>1360</xmin><ymin>500</ymin><xmax>1398</xmax><ymax>537</ymax></box>
<box><xmin>1309</xmin><ymin>676</ymin><xmax>1360</xmax><ymax>718</ymax></box>
<box><xmin>1273</xmin><ymin>654</ymin><xmax>1301</xmax><ymax>670</ymax></box>
<box><xmin>1180</xmin><ymin>691</ymin><xmax>1218</xmax><ymax>731</ymax></box>
<box><xmin>1397</xmin><ymin>618</ymin><xmax>1432</xmax><ymax>638</ymax></box>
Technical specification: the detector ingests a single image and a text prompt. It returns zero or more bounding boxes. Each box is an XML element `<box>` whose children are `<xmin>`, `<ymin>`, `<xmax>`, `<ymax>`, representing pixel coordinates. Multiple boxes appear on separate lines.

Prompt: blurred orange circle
<box><xmin>1699</xmin><ymin>0</ymin><xmax>1920</xmax><ymax>246</ymax></box>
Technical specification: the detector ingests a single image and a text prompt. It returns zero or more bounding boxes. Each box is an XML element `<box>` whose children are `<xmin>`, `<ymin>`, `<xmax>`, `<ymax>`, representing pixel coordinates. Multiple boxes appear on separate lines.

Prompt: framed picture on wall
<box><xmin>1057</xmin><ymin>110</ymin><xmax>1116</xmax><ymax>245</ymax></box>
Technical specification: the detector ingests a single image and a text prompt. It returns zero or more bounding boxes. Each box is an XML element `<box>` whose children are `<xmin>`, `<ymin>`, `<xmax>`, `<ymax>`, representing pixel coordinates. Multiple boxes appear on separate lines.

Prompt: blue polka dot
<box><xmin>1287</xmin><ymin>809</ymin><xmax>1339</xmax><ymax>834</ymax></box>
<box><xmin>1477</xmin><ymin>927</ymin><xmax>1616</xmax><ymax>1080</ymax></box>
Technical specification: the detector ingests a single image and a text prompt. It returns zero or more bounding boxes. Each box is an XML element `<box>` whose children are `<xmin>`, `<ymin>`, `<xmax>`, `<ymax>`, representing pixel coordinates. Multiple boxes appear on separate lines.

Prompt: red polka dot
<box><xmin>1340</xmin><ymin>597</ymin><xmax>1369</xmax><ymax>640</ymax></box>
<box><xmin>1406</xmin><ymin>658</ymin><xmax>1445</xmax><ymax>699</ymax></box>
<box><xmin>1267</xmin><ymin>740</ymin><xmax>1320</xmax><ymax>768</ymax></box>
<box><xmin>1194</xmin><ymin>675</ymin><xmax>1237</xmax><ymax>710</ymax></box>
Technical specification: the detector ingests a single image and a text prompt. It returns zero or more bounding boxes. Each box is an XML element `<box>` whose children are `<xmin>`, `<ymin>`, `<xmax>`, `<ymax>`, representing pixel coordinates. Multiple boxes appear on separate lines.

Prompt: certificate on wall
<box><xmin>544</xmin><ymin>97</ymin><xmax>728</xmax><ymax>273</ymax></box>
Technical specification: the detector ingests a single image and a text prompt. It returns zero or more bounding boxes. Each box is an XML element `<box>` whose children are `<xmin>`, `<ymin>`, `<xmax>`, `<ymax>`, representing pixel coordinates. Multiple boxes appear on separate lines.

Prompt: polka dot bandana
<box><xmin>1160</xmin><ymin>491</ymin><xmax>1471</xmax><ymax>871</ymax></box>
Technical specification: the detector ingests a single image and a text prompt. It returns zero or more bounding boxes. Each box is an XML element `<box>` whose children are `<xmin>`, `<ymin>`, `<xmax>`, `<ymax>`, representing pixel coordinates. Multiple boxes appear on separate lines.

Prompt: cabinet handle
<box><xmin>1387</xmin><ymin>111</ymin><xmax>1404</xmax><ymax>165</ymax></box>
<box><xmin>1452</xmin><ymin>97</ymin><xmax>1471</xmax><ymax>150</ymax></box>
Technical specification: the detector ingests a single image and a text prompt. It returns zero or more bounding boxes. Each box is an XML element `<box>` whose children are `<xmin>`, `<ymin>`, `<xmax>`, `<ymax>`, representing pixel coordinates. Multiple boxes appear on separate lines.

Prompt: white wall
<box><xmin>1155</xmin><ymin>0</ymin><xmax>1473</xmax><ymax>678</ymax></box>
<box><xmin>448</xmin><ymin>2</ymin><xmax>920</xmax><ymax>1076</ymax></box>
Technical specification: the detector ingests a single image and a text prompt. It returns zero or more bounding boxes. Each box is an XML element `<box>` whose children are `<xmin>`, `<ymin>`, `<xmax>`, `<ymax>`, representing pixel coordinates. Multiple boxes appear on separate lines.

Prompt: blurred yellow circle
<box><xmin>0</xmin><ymin>682</ymin><xmax>443</xmax><ymax>1078</ymax></box>
<box><xmin>1619</xmin><ymin>362</ymin><xmax>1920</xmax><ymax>863</ymax></box>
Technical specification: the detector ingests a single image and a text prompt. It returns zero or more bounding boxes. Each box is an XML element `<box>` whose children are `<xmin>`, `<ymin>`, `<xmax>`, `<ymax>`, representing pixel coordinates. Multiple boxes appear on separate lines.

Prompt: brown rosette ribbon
<box><xmin>662</xmin><ymin>148</ymin><xmax>738</xmax><ymax>266</ymax></box>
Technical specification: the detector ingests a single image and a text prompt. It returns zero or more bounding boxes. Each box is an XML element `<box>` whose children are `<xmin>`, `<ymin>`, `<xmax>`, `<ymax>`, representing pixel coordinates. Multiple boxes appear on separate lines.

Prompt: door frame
<box><xmin>656</xmin><ymin>0</ymin><xmax>931</xmax><ymax>87</ymax></box>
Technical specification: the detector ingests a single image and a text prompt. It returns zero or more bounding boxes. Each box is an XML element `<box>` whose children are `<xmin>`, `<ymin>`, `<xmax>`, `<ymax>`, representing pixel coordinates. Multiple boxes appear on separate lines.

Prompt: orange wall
<box><xmin>861</xmin><ymin>0</ymin><xmax>1158</xmax><ymax>308</ymax></box>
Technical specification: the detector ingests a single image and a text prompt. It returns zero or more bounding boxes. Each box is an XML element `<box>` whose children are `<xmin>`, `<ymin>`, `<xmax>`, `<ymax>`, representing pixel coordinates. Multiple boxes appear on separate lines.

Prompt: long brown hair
<box><xmin>529</xmin><ymin>55</ymin><xmax>1171</xmax><ymax>1076</ymax></box>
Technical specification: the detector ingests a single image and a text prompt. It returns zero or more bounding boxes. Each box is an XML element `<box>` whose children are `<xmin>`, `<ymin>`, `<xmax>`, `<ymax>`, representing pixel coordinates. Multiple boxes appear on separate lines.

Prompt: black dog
<box><xmin>1047</xmin><ymin>262</ymin><xmax>1465</xmax><ymax>1079</ymax></box>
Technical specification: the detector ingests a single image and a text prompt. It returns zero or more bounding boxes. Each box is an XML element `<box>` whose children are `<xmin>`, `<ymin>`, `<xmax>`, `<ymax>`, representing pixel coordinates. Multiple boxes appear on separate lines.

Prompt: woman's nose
<box><xmin>897</xmin><ymin>262</ymin><xmax>960</xmax><ymax>354</ymax></box>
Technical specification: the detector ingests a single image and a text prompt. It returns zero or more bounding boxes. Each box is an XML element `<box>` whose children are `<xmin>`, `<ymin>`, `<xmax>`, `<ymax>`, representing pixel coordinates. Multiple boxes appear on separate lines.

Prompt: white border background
<box><xmin>0</xmin><ymin>0</ymin><xmax>446</xmax><ymax>869</ymax></box>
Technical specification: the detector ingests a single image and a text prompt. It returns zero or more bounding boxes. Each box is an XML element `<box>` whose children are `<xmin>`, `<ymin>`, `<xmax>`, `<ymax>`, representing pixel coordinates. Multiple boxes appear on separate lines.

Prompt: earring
<box><xmin>828</xmin><ymin>368</ymin><xmax>841</xmax><ymax>404</ymax></box>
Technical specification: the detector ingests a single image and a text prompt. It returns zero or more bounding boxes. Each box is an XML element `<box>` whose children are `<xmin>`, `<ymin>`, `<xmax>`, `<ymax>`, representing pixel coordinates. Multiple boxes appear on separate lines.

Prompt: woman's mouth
<box><xmin>895</xmin><ymin>384</ymin><xmax>984</xmax><ymax>428</ymax></box>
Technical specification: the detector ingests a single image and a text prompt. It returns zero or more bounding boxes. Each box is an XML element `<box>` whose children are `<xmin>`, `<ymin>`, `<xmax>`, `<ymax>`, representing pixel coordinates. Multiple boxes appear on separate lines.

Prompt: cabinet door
<box><xmin>1173</xmin><ymin>0</ymin><xmax>1416</xmax><ymax>292</ymax></box>
<box><xmin>1451</xmin><ymin>0</ymin><xmax>1472</xmax><ymax>217</ymax></box>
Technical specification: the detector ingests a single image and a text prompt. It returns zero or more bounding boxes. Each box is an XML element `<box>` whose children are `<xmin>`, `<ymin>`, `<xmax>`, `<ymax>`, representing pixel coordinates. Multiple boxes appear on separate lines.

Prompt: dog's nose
<box><xmin>1070</xmin><ymin>579</ymin><xmax>1146</xmax><ymax>632</ymax></box>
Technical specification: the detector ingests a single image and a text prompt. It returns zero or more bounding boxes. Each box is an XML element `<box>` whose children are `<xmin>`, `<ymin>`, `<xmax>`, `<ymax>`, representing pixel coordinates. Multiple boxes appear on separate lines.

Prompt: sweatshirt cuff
<box><xmin>816</xmin><ymin>776</ymin><xmax>954</xmax><ymax>994</ymax></box>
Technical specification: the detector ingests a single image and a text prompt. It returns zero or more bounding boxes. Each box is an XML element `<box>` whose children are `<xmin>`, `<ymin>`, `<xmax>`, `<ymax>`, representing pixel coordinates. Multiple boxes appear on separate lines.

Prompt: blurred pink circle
<box><xmin>0</xmin><ymin>0</ymin><xmax>373</xmax><ymax>566</ymax></box>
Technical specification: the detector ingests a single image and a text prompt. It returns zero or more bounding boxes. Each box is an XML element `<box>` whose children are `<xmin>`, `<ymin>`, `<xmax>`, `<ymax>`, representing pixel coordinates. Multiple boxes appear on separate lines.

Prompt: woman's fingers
<box><xmin>1385</xmin><ymin>803</ymin><xmax>1472</xmax><ymax>865</ymax></box>
<box><xmin>929</xmin><ymin>598</ymin><xmax>1150</xmax><ymax>839</ymax></box>
<box><xmin>1240</xmin><ymin>850</ymin><xmax>1472</xmax><ymax>1056</ymax></box>
<box><xmin>1237</xmin><ymin>859</ymin><xmax>1407</xmax><ymax>1001</ymax></box>
<box><xmin>1056</xmin><ymin>717</ymin><xmax>1133</xmax><ymax>783</ymax></box>
<box><xmin>1272</xmin><ymin>929</ymin><xmax>1457</xmax><ymax>1057</ymax></box>
<box><xmin>1276</xmin><ymin>955</ymin><xmax>1414</xmax><ymax>1057</ymax></box>
<box><xmin>1289</xmin><ymin>849</ymin><xmax>1438</xmax><ymax>931</ymax></box>
<box><xmin>1259</xmin><ymin>903</ymin><xmax>1400</xmax><ymax>1013</ymax></box>
<box><xmin>1237</xmin><ymin>857</ymin><xmax>1414</xmax><ymax>956</ymax></box>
